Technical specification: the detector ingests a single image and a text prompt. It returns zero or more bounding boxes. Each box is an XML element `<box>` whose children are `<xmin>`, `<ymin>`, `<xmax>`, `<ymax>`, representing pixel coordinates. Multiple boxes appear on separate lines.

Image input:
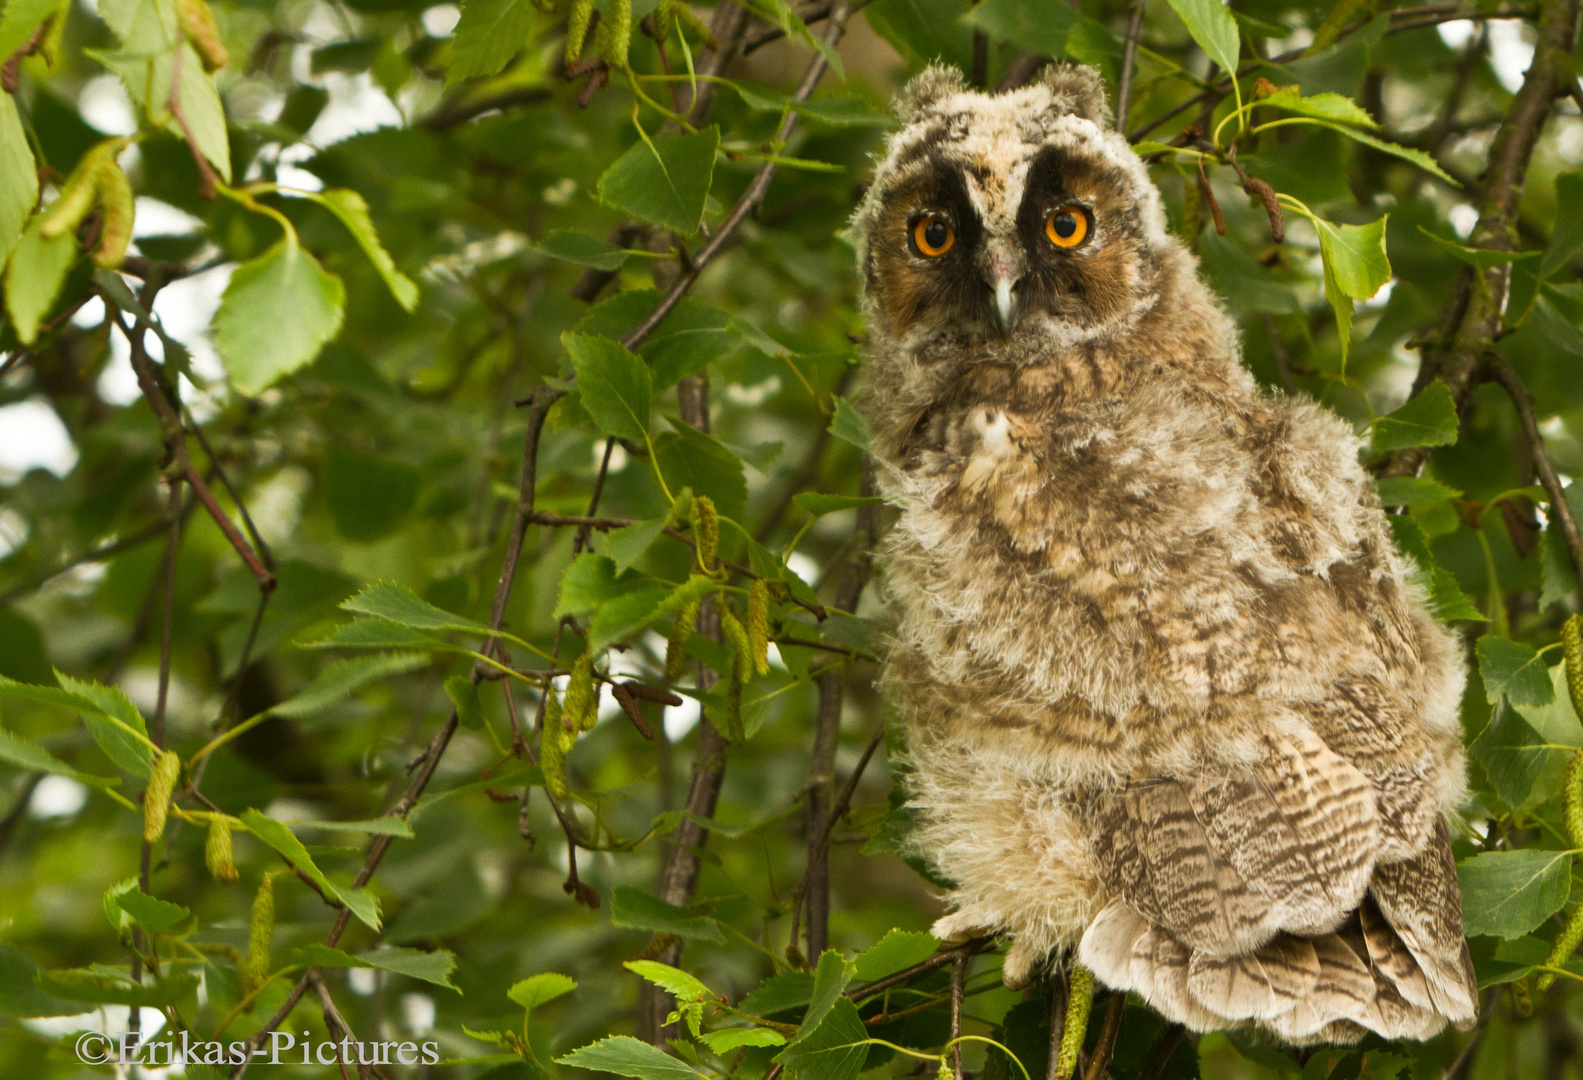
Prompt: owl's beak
<box><xmin>994</xmin><ymin>277</ymin><xmax>1016</xmax><ymax>339</ymax></box>
<box><xmin>982</xmin><ymin>245</ymin><xmax>1024</xmax><ymax>340</ymax></box>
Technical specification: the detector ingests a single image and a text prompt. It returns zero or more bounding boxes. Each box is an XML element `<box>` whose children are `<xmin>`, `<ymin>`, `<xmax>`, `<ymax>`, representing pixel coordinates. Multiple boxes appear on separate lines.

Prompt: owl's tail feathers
<box><xmin>1079</xmin><ymin>891</ymin><xmax>1476</xmax><ymax>1045</ymax></box>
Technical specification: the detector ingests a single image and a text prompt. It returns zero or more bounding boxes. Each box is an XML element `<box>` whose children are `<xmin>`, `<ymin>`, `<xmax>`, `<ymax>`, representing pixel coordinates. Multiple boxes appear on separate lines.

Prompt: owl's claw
<box><xmin>930</xmin><ymin>910</ymin><xmax>996</xmax><ymax>944</ymax></box>
<box><xmin>1001</xmin><ymin>937</ymin><xmax>1045</xmax><ymax>990</ymax></box>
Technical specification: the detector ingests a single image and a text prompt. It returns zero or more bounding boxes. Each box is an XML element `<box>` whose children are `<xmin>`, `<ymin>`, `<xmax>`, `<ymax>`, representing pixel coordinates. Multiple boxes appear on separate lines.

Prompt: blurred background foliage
<box><xmin>5</xmin><ymin>0</ymin><xmax>1583</xmax><ymax>1074</ymax></box>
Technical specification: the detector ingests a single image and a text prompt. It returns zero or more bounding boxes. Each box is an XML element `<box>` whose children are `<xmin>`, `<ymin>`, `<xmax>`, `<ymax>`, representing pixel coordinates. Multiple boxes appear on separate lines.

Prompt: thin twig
<box><xmin>622</xmin><ymin>1</ymin><xmax>855</xmax><ymax>350</ymax></box>
<box><xmin>1486</xmin><ymin>356</ymin><xmax>1583</xmax><ymax>578</ymax></box>
<box><xmin>787</xmin><ymin>721</ymin><xmax>885</xmax><ymax>952</ymax></box>
<box><xmin>109</xmin><ymin>306</ymin><xmax>275</xmax><ymax>592</ymax></box>
<box><xmin>1115</xmin><ymin>0</ymin><xmax>1146</xmax><ymax>134</ymax></box>
<box><xmin>1379</xmin><ymin>0</ymin><xmax>1578</xmax><ymax>479</ymax></box>
<box><xmin>1082</xmin><ymin>991</ymin><xmax>1125</xmax><ymax>1080</ymax></box>
<box><xmin>950</xmin><ymin>956</ymin><xmax>967</xmax><ymax>1079</ymax></box>
<box><xmin>231</xmin><ymin>388</ymin><xmax>560</xmax><ymax>1075</ymax></box>
<box><xmin>1444</xmin><ymin>986</ymin><xmax>1504</xmax><ymax>1080</ymax></box>
<box><xmin>1136</xmin><ymin>1024</ymin><xmax>1186</xmax><ymax>1080</ymax></box>
<box><xmin>845</xmin><ymin>936</ymin><xmax>998</xmax><ymax>1002</ymax></box>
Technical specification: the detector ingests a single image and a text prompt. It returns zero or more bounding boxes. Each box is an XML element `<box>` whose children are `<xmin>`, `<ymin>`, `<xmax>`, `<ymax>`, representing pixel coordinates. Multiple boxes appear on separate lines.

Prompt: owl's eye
<box><xmin>911</xmin><ymin>215</ymin><xmax>955</xmax><ymax>257</ymax></box>
<box><xmin>1045</xmin><ymin>205</ymin><xmax>1090</xmax><ymax>249</ymax></box>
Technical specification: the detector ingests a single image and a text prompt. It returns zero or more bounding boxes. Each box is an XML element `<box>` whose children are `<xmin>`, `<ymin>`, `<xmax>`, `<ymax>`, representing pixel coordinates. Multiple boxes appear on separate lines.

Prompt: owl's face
<box><xmin>855</xmin><ymin>65</ymin><xmax>1172</xmax><ymax>357</ymax></box>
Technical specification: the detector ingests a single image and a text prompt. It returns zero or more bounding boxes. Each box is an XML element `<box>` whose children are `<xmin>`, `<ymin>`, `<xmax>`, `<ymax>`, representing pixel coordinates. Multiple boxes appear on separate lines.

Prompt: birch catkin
<box><xmin>720</xmin><ymin>608</ymin><xmax>752</xmax><ymax>686</ymax></box>
<box><xmin>1053</xmin><ymin>965</ymin><xmax>1094</xmax><ymax>1080</ymax></box>
<box><xmin>244</xmin><ymin>873</ymin><xmax>276</xmax><ymax>993</ymax></box>
<box><xmin>694</xmin><ymin>496</ymin><xmax>718</xmax><ymax>571</ymax></box>
<box><xmin>142</xmin><ymin>749</ymin><xmax>181</xmax><ymax>843</ymax></box>
<box><xmin>540</xmin><ymin>691</ymin><xmax>571</xmax><ymax>801</ymax></box>
<box><xmin>665</xmin><ymin>597</ymin><xmax>700</xmax><ymax>681</ymax></box>
<box><xmin>205</xmin><ymin>817</ymin><xmax>238</xmax><ymax>882</ymax></box>
<box><xmin>747</xmin><ymin>580</ymin><xmax>770</xmax><ymax>676</ymax></box>
<box><xmin>566</xmin><ymin>654</ymin><xmax>598</xmax><ymax>732</ymax></box>
<box><xmin>564</xmin><ymin>0</ymin><xmax>595</xmax><ymax>64</ymax></box>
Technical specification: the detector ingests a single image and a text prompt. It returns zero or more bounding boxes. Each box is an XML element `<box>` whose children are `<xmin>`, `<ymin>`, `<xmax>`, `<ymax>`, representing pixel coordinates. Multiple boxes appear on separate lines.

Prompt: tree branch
<box><xmin>1486</xmin><ymin>356</ymin><xmax>1583</xmax><ymax>578</ymax></box>
<box><xmin>1380</xmin><ymin>0</ymin><xmax>1578</xmax><ymax>478</ymax></box>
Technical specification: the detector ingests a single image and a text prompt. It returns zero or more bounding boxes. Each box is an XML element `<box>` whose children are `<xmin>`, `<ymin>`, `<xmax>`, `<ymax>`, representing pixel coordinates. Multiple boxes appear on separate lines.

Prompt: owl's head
<box><xmin>853</xmin><ymin>64</ymin><xmax>1175</xmax><ymax>356</ymax></box>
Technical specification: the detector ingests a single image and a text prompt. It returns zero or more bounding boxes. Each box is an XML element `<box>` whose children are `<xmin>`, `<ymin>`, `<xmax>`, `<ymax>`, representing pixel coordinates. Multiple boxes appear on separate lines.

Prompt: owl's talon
<box><xmin>931</xmin><ymin>910</ymin><xmax>995</xmax><ymax>944</ymax></box>
<box><xmin>1001</xmin><ymin>937</ymin><xmax>1045</xmax><ymax>990</ymax></box>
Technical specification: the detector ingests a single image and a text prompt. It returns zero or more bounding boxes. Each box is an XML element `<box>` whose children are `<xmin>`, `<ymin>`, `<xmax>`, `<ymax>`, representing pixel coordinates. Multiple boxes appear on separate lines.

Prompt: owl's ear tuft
<box><xmin>896</xmin><ymin>65</ymin><xmax>968</xmax><ymax>123</ymax></box>
<box><xmin>1036</xmin><ymin>62</ymin><xmax>1111</xmax><ymax>126</ymax></box>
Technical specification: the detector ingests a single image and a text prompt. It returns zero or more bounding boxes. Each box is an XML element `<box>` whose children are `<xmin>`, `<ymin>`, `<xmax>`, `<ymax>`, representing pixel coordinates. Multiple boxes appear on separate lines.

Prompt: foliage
<box><xmin>3</xmin><ymin>0</ymin><xmax>1583</xmax><ymax>1074</ymax></box>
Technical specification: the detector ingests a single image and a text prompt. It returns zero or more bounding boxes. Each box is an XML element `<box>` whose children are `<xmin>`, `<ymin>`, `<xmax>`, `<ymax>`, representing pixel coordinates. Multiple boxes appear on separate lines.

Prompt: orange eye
<box><xmin>912</xmin><ymin>214</ymin><xmax>955</xmax><ymax>257</ymax></box>
<box><xmin>1045</xmin><ymin>205</ymin><xmax>1089</xmax><ymax>248</ymax></box>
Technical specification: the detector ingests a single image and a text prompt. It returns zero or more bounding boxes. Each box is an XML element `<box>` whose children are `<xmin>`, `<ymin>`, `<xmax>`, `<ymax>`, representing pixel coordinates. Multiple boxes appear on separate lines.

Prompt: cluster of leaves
<box><xmin>5</xmin><ymin>0</ymin><xmax>1583</xmax><ymax>1073</ymax></box>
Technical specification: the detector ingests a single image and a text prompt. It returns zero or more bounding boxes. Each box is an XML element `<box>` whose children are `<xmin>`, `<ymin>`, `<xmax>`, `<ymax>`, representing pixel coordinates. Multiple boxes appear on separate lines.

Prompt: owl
<box><xmin>852</xmin><ymin>64</ymin><xmax>1478</xmax><ymax>1045</ymax></box>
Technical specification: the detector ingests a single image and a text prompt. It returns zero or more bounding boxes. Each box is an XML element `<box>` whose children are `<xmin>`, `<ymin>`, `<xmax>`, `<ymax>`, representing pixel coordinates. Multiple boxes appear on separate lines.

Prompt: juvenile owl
<box><xmin>853</xmin><ymin>64</ymin><xmax>1477</xmax><ymax>1045</ymax></box>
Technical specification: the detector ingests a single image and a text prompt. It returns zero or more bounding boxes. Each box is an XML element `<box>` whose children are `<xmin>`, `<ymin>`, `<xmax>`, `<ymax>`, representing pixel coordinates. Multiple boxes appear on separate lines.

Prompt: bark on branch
<box><xmin>1380</xmin><ymin>0</ymin><xmax>1579</xmax><ymax>479</ymax></box>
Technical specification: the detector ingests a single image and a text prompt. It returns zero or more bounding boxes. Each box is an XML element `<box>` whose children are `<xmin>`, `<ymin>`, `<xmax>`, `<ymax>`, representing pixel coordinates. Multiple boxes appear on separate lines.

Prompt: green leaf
<box><xmin>852</xmin><ymin>929</ymin><xmax>939</xmax><ymax>982</ymax></box>
<box><xmin>596</xmin><ymin>127</ymin><xmax>719</xmax><ymax>236</ymax></box>
<box><xmin>4</xmin><ymin>213</ymin><xmax>77</xmax><ymax>346</ymax></box>
<box><xmin>0</xmin><ymin>0</ymin><xmax>64</xmax><ymax>61</ymax></box>
<box><xmin>1475</xmin><ymin>638</ymin><xmax>1556</xmax><ymax>708</ymax></box>
<box><xmin>287</xmin><ymin>816</ymin><xmax>416</xmax><ymax>838</ymax></box>
<box><xmin>565</xmin><ymin>332</ymin><xmax>652</xmax><ymax>441</ymax></box>
<box><xmin>0</xmin><ymin>95</ymin><xmax>37</xmax><ymax>269</ymax></box>
<box><xmin>1544</xmin><ymin>171</ymin><xmax>1583</xmax><ymax>276</ymax></box>
<box><xmin>1418</xmin><ymin>227</ymin><xmax>1538</xmax><ymax>270</ymax></box>
<box><xmin>961</xmin><ymin>0</ymin><xmax>1081</xmax><ymax>59</ymax></box>
<box><xmin>113</xmin><ymin>888</ymin><xmax>189</xmax><ymax>933</ymax></box>
<box><xmin>0</xmin><ymin>726</ymin><xmax>119</xmax><ymax>790</ymax></box>
<box><xmin>1164</xmin><ymin>0</ymin><xmax>1239</xmax><ymax>76</ymax></box>
<box><xmin>794</xmin><ymin>950</ymin><xmax>855</xmax><ymax>1043</ymax></box>
<box><xmin>1372</xmin><ymin>381</ymin><xmax>1459</xmax><ymax>452</ymax></box>
<box><xmin>304</xmin><ymin>617</ymin><xmax>456</xmax><ymax>652</ymax></box>
<box><xmin>293</xmin><ymin>943</ymin><xmax>459</xmax><ymax>990</ymax></box>
<box><xmin>536</xmin><ymin>229</ymin><xmax>632</xmax><ymax>272</ymax></box>
<box><xmin>793</xmin><ymin>493</ymin><xmax>884</xmax><ymax>518</ymax></box>
<box><xmin>1299</xmin><ymin>120</ymin><xmax>1457</xmax><ymax>186</ymax></box>
<box><xmin>654</xmin><ymin>422</ymin><xmax>748</xmax><ymax>523</ymax></box>
<box><xmin>557</xmin><ymin>556</ymin><xmax>708</xmax><ymax>652</ymax></box>
<box><xmin>599</xmin><ymin>518</ymin><xmax>668</xmax><ymax>574</ymax></box>
<box><xmin>557</xmin><ymin>551</ymin><xmax>636</xmax><ymax>611</ymax></box>
<box><xmin>57</xmin><ymin>673</ymin><xmax>154</xmax><ymax>779</ymax></box>
<box><xmin>1387</xmin><ymin>516</ymin><xmax>1483</xmax><ymax>623</ymax></box>
<box><xmin>445</xmin><ymin>675</ymin><xmax>485</xmax><ymax>730</ymax></box>
<box><xmin>624</xmin><ymin>960</ymin><xmax>714</xmax><ymax>1002</ymax></box>
<box><xmin>609</xmin><ymin>885</ymin><xmax>726</xmax><ymax>943</ymax></box>
<box><xmin>240</xmin><ymin>809</ymin><xmax>382</xmax><ymax>930</ymax></box>
<box><xmin>1472</xmin><ymin>666</ymin><xmax>1583</xmax><ymax>809</ymax></box>
<box><xmin>1375</xmin><ymin>476</ymin><xmax>1460</xmax><ymax>507</ymax></box>
<box><xmin>1458</xmin><ymin>849</ymin><xmax>1572</xmax><ymax>939</ymax></box>
<box><xmin>1256</xmin><ymin>89</ymin><xmax>1377</xmax><ymax>129</ymax></box>
<box><xmin>774</xmin><ymin>996</ymin><xmax>867</xmax><ymax>1080</ymax></box>
<box><xmin>508</xmin><ymin>971</ymin><xmax>577</xmax><ymax>1011</ymax></box>
<box><xmin>828</xmin><ymin>396</ymin><xmax>870</xmax><ymax>452</ymax></box>
<box><xmin>36</xmin><ymin>968</ymin><xmax>198</xmax><ymax>1007</ymax></box>
<box><xmin>213</xmin><ymin>234</ymin><xmax>345</xmax><ymax>396</ymax></box>
<box><xmin>306</xmin><ymin>188</ymin><xmax>419</xmax><ymax>311</ymax></box>
<box><xmin>1540</xmin><ymin>483</ymin><xmax>1583</xmax><ymax>610</ymax></box>
<box><xmin>1531</xmin><ymin>296</ymin><xmax>1583</xmax><ymax>357</ymax></box>
<box><xmin>270</xmin><ymin>653</ymin><xmax>427</xmax><ymax>719</ymax></box>
<box><xmin>739</xmin><ymin>971</ymin><xmax>815</xmax><ymax>1017</ymax></box>
<box><xmin>1317</xmin><ymin>215</ymin><xmax>1390</xmax><ymax>300</ymax></box>
<box><xmin>556</xmin><ymin>1036</ymin><xmax>702</xmax><ymax>1079</ymax></box>
<box><xmin>173</xmin><ymin>45</ymin><xmax>230</xmax><ymax>181</ymax></box>
<box><xmin>864</xmin><ymin>0</ymin><xmax>973</xmax><ymax>70</ymax></box>
<box><xmin>324</xmin><ymin>445</ymin><xmax>422</xmax><ymax>542</ymax></box>
<box><xmin>699</xmin><ymin>1028</ymin><xmax>787</xmax><ymax>1052</ymax></box>
<box><xmin>342</xmin><ymin>581</ymin><xmax>497</xmax><ymax>637</ymax></box>
<box><xmin>447</xmin><ymin>0</ymin><xmax>541</xmax><ymax>83</ymax></box>
<box><xmin>577</xmin><ymin>291</ymin><xmax>742</xmax><ymax>391</ymax></box>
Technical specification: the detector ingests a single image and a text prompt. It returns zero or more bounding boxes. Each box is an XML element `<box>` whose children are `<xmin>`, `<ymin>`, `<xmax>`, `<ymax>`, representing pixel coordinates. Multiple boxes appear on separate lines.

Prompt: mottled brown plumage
<box><xmin>853</xmin><ymin>63</ymin><xmax>1475</xmax><ymax>1044</ymax></box>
